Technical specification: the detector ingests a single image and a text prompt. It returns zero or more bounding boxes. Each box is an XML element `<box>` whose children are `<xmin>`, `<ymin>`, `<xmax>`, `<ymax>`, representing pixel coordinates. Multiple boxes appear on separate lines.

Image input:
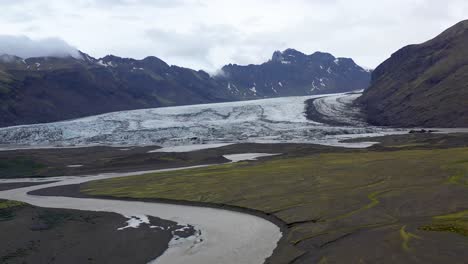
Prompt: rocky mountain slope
<box><xmin>0</xmin><ymin>49</ymin><xmax>370</xmax><ymax>127</ymax></box>
<box><xmin>216</xmin><ymin>49</ymin><xmax>370</xmax><ymax>98</ymax></box>
<box><xmin>358</xmin><ymin>20</ymin><xmax>468</xmax><ymax>127</ymax></box>
<box><xmin>0</xmin><ymin>53</ymin><xmax>230</xmax><ymax>127</ymax></box>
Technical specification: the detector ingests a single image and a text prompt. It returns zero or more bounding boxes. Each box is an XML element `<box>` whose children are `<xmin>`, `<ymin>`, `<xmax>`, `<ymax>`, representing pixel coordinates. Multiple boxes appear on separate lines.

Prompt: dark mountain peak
<box><xmin>335</xmin><ymin>57</ymin><xmax>360</xmax><ymax>68</ymax></box>
<box><xmin>271</xmin><ymin>50</ymin><xmax>284</xmax><ymax>62</ymax></box>
<box><xmin>310</xmin><ymin>51</ymin><xmax>335</xmax><ymax>59</ymax></box>
<box><xmin>141</xmin><ymin>56</ymin><xmax>170</xmax><ymax>70</ymax></box>
<box><xmin>271</xmin><ymin>49</ymin><xmax>355</xmax><ymax>67</ymax></box>
<box><xmin>0</xmin><ymin>54</ymin><xmax>27</xmax><ymax>72</ymax></box>
<box><xmin>96</xmin><ymin>55</ymin><xmax>170</xmax><ymax>72</ymax></box>
<box><xmin>101</xmin><ymin>54</ymin><xmax>121</xmax><ymax>61</ymax></box>
<box><xmin>434</xmin><ymin>19</ymin><xmax>468</xmax><ymax>41</ymax></box>
<box><xmin>100</xmin><ymin>55</ymin><xmax>134</xmax><ymax>64</ymax></box>
<box><xmin>78</xmin><ymin>51</ymin><xmax>96</xmax><ymax>63</ymax></box>
<box><xmin>272</xmin><ymin>49</ymin><xmax>307</xmax><ymax>63</ymax></box>
<box><xmin>25</xmin><ymin>55</ymin><xmax>78</xmax><ymax>62</ymax></box>
<box><xmin>221</xmin><ymin>63</ymin><xmax>235</xmax><ymax>69</ymax></box>
<box><xmin>95</xmin><ymin>55</ymin><xmax>140</xmax><ymax>69</ymax></box>
<box><xmin>218</xmin><ymin>48</ymin><xmax>370</xmax><ymax>98</ymax></box>
<box><xmin>309</xmin><ymin>52</ymin><xmax>338</xmax><ymax>65</ymax></box>
<box><xmin>196</xmin><ymin>70</ymin><xmax>211</xmax><ymax>79</ymax></box>
<box><xmin>0</xmin><ymin>54</ymin><xmax>24</xmax><ymax>64</ymax></box>
<box><xmin>0</xmin><ymin>52</ymin><xmax>95</xmax><ymax>70</ymax></box>
<box><xmin>282</xmin><ymin>48</ymin><xmax>306</xmax><ymax>57</ymax></box>
<box><xmin>0</xmin><ymin>53</ymin><xmax>89</xmax><ymax>72</ymax></box>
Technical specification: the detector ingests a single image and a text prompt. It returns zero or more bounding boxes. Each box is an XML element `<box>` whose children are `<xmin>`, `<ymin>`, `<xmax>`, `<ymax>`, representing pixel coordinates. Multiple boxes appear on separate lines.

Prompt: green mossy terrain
<box><xmin>82</xmin><ymin>146</ymin><xmax>468</xmax><ymax>263</ymax></box>
<box><xmin>420</xmin><ymin>210</ymin><xmax>468</xmax><ymax>237</ymax></box>
<box><xmin>0</xmin><ymin>158</ymin><xmax>45</xmax><ymax>178</ymax></box>
<box><xmin>0</xmin><ymin>200</ymin><xmax>27</xmax><ymax>222</ymax></box>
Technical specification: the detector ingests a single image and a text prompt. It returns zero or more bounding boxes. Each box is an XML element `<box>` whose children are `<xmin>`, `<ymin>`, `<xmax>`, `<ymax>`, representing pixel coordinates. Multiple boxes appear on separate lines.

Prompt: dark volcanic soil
<box><xmin>0</xmin><ymin>200</ymin><xmax>195</xmax><ymax>264</ymax></box>
<box><xmin>0</xmin><ymin>143</ymin><xmax>348</xmax><ymax>179</ymax></box>
<box><xmin>0</xmin><ymin>145</ymin><xmax>227</xmax><ymax>179</ymax></box>
<box><xmin>29</xmin><ymin>183</ymin><xmax>294</xmax><ymax>264</ymax></box>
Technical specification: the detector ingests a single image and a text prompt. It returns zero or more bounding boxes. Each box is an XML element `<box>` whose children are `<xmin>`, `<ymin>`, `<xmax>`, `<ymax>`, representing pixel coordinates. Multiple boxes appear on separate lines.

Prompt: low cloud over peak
<box><xmin>0</xmin><ymin>35</ymin><xmax>81</xmax><ymax>59</ymax></box>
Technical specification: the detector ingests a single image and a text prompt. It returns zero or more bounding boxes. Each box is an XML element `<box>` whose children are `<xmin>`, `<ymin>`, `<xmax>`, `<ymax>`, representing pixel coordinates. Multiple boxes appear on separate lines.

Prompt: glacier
<box><xmin>0</xmin><ymin>92</ymin><xmax>405</xmax><ymax>149</ymax></box>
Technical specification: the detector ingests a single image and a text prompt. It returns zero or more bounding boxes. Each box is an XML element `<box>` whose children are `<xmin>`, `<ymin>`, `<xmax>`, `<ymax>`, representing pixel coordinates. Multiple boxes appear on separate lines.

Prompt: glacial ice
<box><xmin>0</xmin><ymin>92</ymin><xmax>404</xmax><ymax>149</ymax></box>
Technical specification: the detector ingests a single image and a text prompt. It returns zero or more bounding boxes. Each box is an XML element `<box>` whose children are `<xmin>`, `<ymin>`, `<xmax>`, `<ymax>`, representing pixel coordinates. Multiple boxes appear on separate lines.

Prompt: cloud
<box><xmin>0</xmin><ymin>35</ymin><xmax>81</xmax><ymax>59</ymax></box>
<box><xmin>145</xmin><ymin>24</ymin><xmax>287</xmax><ymax>71</ymax></box>
<box><xmin>81</xmin><ymin>0</ymin><xmax>192</xmax><ymax>8</ymax></box>
<box><xmin>1</xmin><ymin>0</ymin><xmax>468</xmax><ymax>71</ymax></box>
<box><xmin>145</xmin><ymin>25</ymin><xmax>239</xmax><ymax>69</ymax></box>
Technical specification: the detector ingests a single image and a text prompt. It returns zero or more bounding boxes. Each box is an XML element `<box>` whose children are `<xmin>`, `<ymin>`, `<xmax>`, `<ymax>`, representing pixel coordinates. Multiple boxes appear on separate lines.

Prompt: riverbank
<box><xmin>0</xmin><ymin>159</ymin><xmax>283</xmax><ymax>264</ymax></box>
<box><xmin>74</xmin><ymin>134</ymin><xmax>468</xmax><ymax>263</ymax></box>
<box><xmin>0</xmin><ymin>199</ymin><xmax>187</xmax><ymax>264</ymax></box>
<box><xmin>30</xmin><ymin>183</ymin><xmax>300</xmax><ymax>263</ymax></box>
<box><xmin>3</xmin><ymin>133</ymin><xmax>468</xmax><ymax>263</ymax></box>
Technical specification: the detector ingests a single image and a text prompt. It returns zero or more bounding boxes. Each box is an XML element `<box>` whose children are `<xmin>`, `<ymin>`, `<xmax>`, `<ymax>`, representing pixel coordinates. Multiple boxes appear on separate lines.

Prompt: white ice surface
<box><xmin>0</xmin><ymin>92</ymin><xmax>408</xmax><ymax>150</ymax></box>
<box><xmin>150</xmin><ymin>143</ymin><xmax>234</xmax><ymax>153</ymax></box>
<box><xmin>223</xmin><ymin>153</ymin><xmax>281</xmax><ymax>163</ymax></box>
<box><xmin>118</xmin><ymin>215</ymin><xmax>150</xmax><ymax>230</ymax></box>
<box><xmin>67</xmin><ymin>164</ymin><xmax>83</xmax><ymax>168</ymax></box>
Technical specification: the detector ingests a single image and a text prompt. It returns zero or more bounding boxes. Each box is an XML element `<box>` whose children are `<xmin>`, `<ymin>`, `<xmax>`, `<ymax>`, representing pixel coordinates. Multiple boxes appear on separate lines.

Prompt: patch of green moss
<box><xmin>318</xmin><ymin>256</ymin><xmax>329</xmax><ymax>264</ymax></box>
<box><xmin>400</xmin><ymin>225</ymin><xmax>421</xmax><ymax>252</ymax></box>
<box><xmin>420</xmin><ymin>224</ymin><xmax>468</xmax><ymax>236</ymax></box>
<box><xmin>0</xmin><ymin>200</ymin><xmax>27</xmax><ymax>222</ymax></box>
<box><xmin>326</xmin><ymin>190</ymin><xmax>390</xmax><ymax>222</ymax></box>
<box><xmin>446</xmin><ymin>163</ymin><xmax>468</xmax><ymax>186</ymax></box>
<box><xmin>0</xmin><ymin>200</ymin><xmax>27</xmax><ymax>210</ymax></box>
<box><xmin>434</xmin><ymin>210</ymin><xmax>468</xmax><ymax>220</ymax></box>
<box><xmin>0</xmin><ymin>158</ymin><xmax>45</xmax><ymax>178</ymax></box>
<box><xmin>419</xmin><ymin>210</ymin><xmax>468</xmax><ymax>236</ymax></box>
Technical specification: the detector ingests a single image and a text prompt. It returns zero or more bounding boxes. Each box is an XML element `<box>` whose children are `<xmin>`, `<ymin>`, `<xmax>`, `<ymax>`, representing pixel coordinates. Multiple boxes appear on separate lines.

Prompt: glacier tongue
<box><xmin>0</xmin><ymin>93</ymin><xmax>403</xmax><ymax>149</ymax></box>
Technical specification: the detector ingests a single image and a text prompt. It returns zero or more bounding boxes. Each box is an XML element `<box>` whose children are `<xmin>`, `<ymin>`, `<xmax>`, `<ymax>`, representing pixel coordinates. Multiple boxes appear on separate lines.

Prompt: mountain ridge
<box><xmin>358</xmin><ymin>19</ymin><xmax>468</xmax><ymax>127</ymax></box>
<box><xmin>216</xmin><ymin>49</ymin><xmax>370</xmax><ymax>97</ymax></box>
<box><xmin>0</xmin><ymin>48</ymin><xmax>370</xmax><ymax>127</ymax></box>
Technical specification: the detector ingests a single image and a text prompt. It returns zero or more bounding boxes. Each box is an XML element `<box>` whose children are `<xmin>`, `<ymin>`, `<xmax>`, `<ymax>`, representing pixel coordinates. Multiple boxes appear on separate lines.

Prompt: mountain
<box><xmin>215</xmin><ymin>49</ymin><xmax>371</xmax><ymax>98</ymax></box>
<box><xmin>358</xmin><ymin>20</ymin><xmax>468</xmax><ymax>128</ymax></box>
<box><xmin>0</xmin><ymin>49</ymin><xmax>371</xmax><ymax>127</ymax></box>
<box><xmin>0</xmin><ymin>53</ymin><xmax>232</xmax><ymax>127</ymax></box>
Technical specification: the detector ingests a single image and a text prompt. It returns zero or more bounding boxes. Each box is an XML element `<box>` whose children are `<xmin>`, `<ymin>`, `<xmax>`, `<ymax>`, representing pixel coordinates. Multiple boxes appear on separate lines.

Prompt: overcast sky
<box><xmin>0</xmin><ymin>0</ymin><xmax>467</xmax><ymax>72</ymax></box>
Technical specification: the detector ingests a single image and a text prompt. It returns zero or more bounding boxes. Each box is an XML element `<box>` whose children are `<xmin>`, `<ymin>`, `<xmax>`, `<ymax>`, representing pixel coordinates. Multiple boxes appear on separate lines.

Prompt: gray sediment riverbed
<box><xmin>0</xmin><ymin>156</ymin><xmax>282</xmax><ymax>264</ymax></box>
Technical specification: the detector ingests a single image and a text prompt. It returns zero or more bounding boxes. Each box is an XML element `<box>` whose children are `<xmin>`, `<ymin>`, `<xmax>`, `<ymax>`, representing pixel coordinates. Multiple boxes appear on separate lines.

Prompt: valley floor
<box><xmin>0</xmin><ymin>199</ymin><xmax>183</xmax><ymax>264</ymax></box>
<box><xmin>1</xmin><ymin>132</ymin><xmax>467</xmax><ymax>263</ymax></box>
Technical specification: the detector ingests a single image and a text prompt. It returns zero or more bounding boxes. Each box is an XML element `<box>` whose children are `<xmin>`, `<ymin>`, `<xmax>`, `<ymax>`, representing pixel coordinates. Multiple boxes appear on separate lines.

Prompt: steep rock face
<box><xmin>216</xmin><ymin>49</ymin><xmax>371</xmax><ymax>98</ymax></box>
<box><xmin>358</xmin><ymin>20</ymin><xmax>468</xmax><ymax>127</ymax></box>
